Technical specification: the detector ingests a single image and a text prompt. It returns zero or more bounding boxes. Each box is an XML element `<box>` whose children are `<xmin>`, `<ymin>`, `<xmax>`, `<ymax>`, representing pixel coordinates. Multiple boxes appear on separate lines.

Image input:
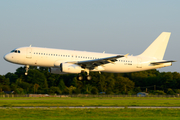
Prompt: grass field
<box><xmin>0</xmin><ymin>97</ymin><xmax>180</xmax><ymax>107</ymax></box>
<box><xmin>1</xmin><ymin>97</ymin><xmax>180</xmax><ymax>120</ymax></box>
<box><xmin>0</xmin><ymin>108</ymin><xmax>180</xmax><ymax>120</ymax></box>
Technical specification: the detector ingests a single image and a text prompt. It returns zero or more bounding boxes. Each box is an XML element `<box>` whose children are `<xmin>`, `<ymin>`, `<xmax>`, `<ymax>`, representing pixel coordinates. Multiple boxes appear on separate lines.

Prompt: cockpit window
<box><xmin>11</xmin><ymin>50</ymin><xmax>15</xmax><ymax>53</ymax></box>
<box><xmin>11</xmin><ymin>50</ymin><xmax>20</xmax><ymax>53</ymax></box>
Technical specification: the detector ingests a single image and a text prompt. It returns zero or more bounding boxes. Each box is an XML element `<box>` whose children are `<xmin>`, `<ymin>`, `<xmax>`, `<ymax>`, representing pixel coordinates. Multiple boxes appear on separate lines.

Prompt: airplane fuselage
<box><xmin>4</xmin><ymin>46</ymin><xmax>172</xmax><ymax>73</ymax></box>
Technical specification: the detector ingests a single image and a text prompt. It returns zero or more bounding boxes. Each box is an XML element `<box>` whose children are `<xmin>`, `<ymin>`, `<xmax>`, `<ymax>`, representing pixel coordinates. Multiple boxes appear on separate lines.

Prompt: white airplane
<box><xmin>4</xmin><ymin>32</ymin><xmax>175</xmax><ymax>80</ymax></box>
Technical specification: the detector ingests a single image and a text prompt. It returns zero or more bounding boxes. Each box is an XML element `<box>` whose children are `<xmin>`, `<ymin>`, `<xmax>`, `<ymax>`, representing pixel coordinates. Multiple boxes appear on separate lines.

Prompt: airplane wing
<box><xmin>70</xmin><ymin>54</ymin><xmax>128</xmax><ymax>70</ymax></box>
<box><xmin>151</xmin><ymin>60</ymin><xmax>176</xmax><ymax>65</ymax></box>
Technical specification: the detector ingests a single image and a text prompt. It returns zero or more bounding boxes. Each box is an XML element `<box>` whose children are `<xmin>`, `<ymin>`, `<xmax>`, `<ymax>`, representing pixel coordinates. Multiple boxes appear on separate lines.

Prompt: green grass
<box><xmin>0</xmin><ymin>97</ymin><xmax>180</xmax><ymax>107</ymax></box>
<box><xmin>0</xmin><ymin>108</ymin><xmax>180</xmax><ymax>120</ymax></box>
<box><xmin>0</xmin><ymin>97</ymin><xmax>180</xmax><ymax>120</ymax></box>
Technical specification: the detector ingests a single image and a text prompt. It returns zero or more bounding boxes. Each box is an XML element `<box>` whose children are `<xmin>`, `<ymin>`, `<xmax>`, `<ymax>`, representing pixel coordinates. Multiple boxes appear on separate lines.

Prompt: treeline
<box><xmin>0</xmin><ymin>66</ymin><xmax>180</xmax><ymax>95</ymax></box>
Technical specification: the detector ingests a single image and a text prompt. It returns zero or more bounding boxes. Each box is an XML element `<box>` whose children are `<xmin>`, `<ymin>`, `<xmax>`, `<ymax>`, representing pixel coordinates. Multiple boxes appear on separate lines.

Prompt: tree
<box><xmin>167</xmin><ymin>88</ymin><xmax>175</xmax><ymax>95</ymax></box>
<box><xmin>48</xmin><ymin>87</ymin><xmax>62</xmax><ymax>94</ymax></box>
<box><xmin>114</xmin><ymin>76</ymin><xmax>135</xmax><ymax>94</ymax></box>
<box><xmin>5</xmin><ymin>72</ymin><xmax>18</xmax><ymax>83</ymax></box>
<box><xmin>43</xmin><ymin>79</ymin><xmax>48</xmax><ymax>89</ymax></box>
<box><xmin>160</xmin><ymin>72</ymin><xmax>175</xmax><ymax>90</ymax></box>
<box><xmin>34</xmin><ymin>83</ymin><xmax>40</xmax><ymax>94</ymax></box>
<box><xmin>58</xmin><ymin>79</ymin><xmax>66</xmax><ymax>91</ymax></box>
<box><xmin>15</xmin><ymin>88</ymin><xmax>24</xmax><ymax>94</ymax></box>
<box><xmin>2</xmin><ymin>85</ymin><xmax>11</xmax><ymax>91</ymax></box>
<box><xmin>91</xmin><ymin>87</ymin><xmax>98</xmax><ymax>94</ymax></box>
<box><xmin>172</xmin><ymin>72</ymin><xmax>180</xmax><ymax>89</ymax></box>
<box><xmin>106</xmin><ymin>77</ymin><xmax>115</xmax><ymax>94</ymax></box>
<box><xmin>67</xmin><ymin>86</ymin><xmax>76</xmax><ymax>95</ymax></box>
<box><xmin>15</xmin><ymin>67</ymin><xmax>26</xmax><ymax>77</ymax></box>
<box><xmin>154</xmin><ymin>90</ymin><xmax>166</xmax><ymax>95</ymax></box>
<box><xmin>82</xmin><ymin>84</ymin><xmax>93</xmax><ymax>94</ymax></box>
<box><xmin>10</xmin><ymin>83</ymin><xmax>17</xmax><ymax>92</ymax></box>
<box><xmin>1</xmin><ymin>65</ymin><xmax>180</xmax><ymax>95</ymax></box>
<box><xmin>97</xmin><ymin>75</ymin><xmax>107</xmax><ymax>92</ymax></box>
<box><xmin>0</xmin><ymin>75</ymin><xmax>10</xmax><ymax>85</ymax></box>
<box><xmin>18</xmin><ymin>81</ymin><xmax>32</xmax><ymax>93</ymax></box>
<box><xmin>133</xmin><ymin>87</ymin><xmax>142</xmax><ymax>94</ymax></box>
<box><xmin>26</xmin><ymin>69</ymin><xmax>47</xmax><ymax>89</ymax></box>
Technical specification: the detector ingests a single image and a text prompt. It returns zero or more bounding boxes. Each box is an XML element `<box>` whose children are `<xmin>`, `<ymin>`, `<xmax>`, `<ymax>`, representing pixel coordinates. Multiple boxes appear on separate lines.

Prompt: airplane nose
<box><xmin>3</xmin><ymin>54</ymin><xmax>7</xmax><ymax>61</ymax></box>
<box><xmin>3</xmin><ymin>54</ymin><xmax>11</xmax><ymax>62</ymax></box>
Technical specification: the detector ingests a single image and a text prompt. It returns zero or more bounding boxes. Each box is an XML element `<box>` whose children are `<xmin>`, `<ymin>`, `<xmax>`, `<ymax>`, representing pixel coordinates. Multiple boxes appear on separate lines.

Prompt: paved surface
<box><xmin>1</xmin><ymin>106</ymin><xmax>180</xmax><ymax>109</ymax></box>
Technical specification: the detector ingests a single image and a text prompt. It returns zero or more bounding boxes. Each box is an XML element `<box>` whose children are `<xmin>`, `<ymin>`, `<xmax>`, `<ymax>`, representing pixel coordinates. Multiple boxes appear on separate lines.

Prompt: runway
<box><xmin>1</xmin><ymin>106</ymin><xmax>180</xmax><ymax>109</ymax></box>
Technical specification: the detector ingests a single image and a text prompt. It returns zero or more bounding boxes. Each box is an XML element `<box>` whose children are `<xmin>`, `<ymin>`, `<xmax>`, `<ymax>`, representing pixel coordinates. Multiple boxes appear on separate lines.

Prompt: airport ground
<box><xmin>1</xmin><ymin>97</ymin><xmax>180</xmax><ymax>107</ymax></box>
<box><xmin>0</xmin><ymin>108</ymin><xmax>180</xmax><ymax>120</ymax></box>
<box><xmin>0</xmin><ymin>97</ymin><xmax>180</xmax><ymax>119</ymax></box>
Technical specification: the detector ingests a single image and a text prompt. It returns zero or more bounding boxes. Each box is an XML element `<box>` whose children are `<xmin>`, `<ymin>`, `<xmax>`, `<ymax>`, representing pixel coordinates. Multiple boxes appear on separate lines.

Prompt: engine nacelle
<box><xmin>48</xmin><ymin>67</ymin><xmax>67</xmax><ymax>74</ymax></box>
<box><xmin>60</xmin><ymin>63</ymin><xmax>82</xmax><ymax>74</ymax></box>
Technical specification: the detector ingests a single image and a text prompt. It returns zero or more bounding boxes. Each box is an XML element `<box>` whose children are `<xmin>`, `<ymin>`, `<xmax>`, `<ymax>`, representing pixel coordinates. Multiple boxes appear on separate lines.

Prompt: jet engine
<box><xmin>60</xmin><ymin>63</ymin><xmax>82</xmax><ymax>74</ymax></box>
<box><xmin>48</xmin><ymin>63</ymin><xmax>82</xmax><ymax>74</ymax></box>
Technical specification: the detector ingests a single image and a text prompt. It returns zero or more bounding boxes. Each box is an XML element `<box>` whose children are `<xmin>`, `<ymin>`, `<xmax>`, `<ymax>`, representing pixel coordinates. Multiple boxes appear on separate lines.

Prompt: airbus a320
<box><xmin>4</xmin><ymin>32</ymin><xmax>175</xmax><ymax>80</ymax></box>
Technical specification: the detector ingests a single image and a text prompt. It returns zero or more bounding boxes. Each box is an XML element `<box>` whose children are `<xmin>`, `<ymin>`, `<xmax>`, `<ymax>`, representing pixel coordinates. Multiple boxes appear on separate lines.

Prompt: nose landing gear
<box><xmin>25</xmin><ymin>65</ymin><xmax>29</xmax><ymax>75</ymax></box>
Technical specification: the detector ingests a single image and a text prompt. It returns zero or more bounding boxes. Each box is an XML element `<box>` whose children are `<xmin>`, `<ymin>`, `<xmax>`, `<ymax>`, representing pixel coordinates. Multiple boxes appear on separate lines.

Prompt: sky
<box><xmin>0</xmin><ymin>0</ymin><xmax>180</xmax><ymax>75</ymax></box>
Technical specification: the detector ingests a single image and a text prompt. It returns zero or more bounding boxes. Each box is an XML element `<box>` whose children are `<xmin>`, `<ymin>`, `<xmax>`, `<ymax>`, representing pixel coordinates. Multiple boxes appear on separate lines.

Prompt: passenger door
<box><xmin>26</xmin><ymin>48</ymin><xmax>32</xmax><ymax>58</ymax></box>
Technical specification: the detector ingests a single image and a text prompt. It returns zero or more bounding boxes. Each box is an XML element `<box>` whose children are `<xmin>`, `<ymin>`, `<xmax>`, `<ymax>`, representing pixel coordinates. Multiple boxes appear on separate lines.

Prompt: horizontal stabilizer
<box><xmin>151</xmin><ymin>60</ymin><xmax>176</xmax><ymax>65</ymax></box>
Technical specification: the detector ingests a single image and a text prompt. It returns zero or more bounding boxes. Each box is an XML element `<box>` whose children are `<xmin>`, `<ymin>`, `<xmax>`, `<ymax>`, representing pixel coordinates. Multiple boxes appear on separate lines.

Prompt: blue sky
<box><xmin>0</xmin><ymin>0</ymin><xmax>179</xmax><ymax>75</ymax></box>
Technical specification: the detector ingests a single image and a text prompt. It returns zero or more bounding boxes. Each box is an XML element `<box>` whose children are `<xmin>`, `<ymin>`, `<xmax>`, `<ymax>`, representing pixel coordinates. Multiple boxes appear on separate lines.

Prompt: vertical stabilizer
<box><xmin>139</xmin><ymin>32</ymin><xmax>171</xmax><ymax>60</ymax></box>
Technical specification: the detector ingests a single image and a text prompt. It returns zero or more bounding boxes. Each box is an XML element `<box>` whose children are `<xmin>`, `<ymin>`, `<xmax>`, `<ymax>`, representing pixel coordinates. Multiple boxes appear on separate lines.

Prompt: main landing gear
<box><xmin>25</xmin><ymin>65</ymin><xmax>29</xmax><ymax>75</ymax></box>
<box><xmin>77</xmin><ymin>75</ymin><xmax>92</xmax><ymax>81</ymax></box>
<box><xmin>77</xmin><ymin>71</ymin><xmax>92</xmax><ymax>81</ymax></box>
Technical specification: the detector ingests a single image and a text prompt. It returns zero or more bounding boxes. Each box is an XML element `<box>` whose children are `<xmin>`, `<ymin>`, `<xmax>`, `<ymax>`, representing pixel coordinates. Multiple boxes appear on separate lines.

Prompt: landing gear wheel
<box><xmin>77</xmin><ymin>75</ymin><xmax>83</xmax><ymax>81</ymax></box>
<box><xmin>86</xmin><ymin>75</ymin><xmax>92</xmax><ymax>81</ymax></box>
